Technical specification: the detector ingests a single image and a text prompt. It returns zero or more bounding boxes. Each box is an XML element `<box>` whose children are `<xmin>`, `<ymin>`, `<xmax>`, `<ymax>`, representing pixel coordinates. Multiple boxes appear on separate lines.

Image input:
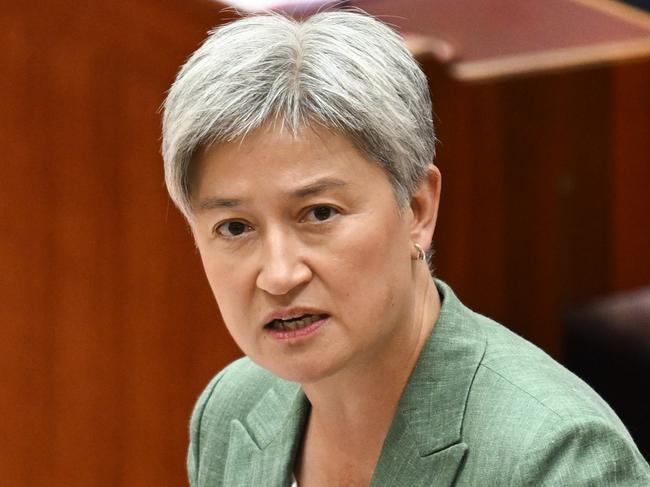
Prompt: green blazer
<box><xmin>188</xmin><ymin>281</ymin><xmax>650</xmax><ymax>486</ymax></box>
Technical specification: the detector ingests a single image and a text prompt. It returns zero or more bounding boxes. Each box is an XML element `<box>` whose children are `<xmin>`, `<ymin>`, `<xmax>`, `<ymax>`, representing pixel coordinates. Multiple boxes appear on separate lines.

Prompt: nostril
<box><xmin>256</xmin><ymin>258</ymin><xmax>313</xmax><ymax>296</ymax></box>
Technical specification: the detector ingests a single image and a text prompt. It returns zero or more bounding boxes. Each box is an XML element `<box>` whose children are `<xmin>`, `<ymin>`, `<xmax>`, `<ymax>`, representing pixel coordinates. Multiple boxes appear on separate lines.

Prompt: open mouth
<box><xmin>264</xmin><ymin>314</ymin><xmax>328</xmax><ymax>332</ymax></box>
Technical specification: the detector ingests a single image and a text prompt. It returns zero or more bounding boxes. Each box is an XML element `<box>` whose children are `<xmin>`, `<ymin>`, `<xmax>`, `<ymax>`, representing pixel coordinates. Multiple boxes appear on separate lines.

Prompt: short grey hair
<box><xmin>162</xmin><ymin>10</ymin><xmax>435</xmax><ymax>220</ymax></box>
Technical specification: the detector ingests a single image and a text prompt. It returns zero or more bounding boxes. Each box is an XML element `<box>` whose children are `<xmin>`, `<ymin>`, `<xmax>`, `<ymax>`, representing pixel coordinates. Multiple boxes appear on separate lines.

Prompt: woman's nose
<box><xmin>255</xmin><ymin>232</ymin><xmax>312</xmax><ymax>296</ymax></box>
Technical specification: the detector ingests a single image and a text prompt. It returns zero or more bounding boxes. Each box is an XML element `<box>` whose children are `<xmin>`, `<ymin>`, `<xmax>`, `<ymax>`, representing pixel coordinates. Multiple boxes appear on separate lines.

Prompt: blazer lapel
<box><xmin>371</xmin><ymin>281</ymin><xmax>486</xmax><ymax>487</ymax></box>
<box><xmin>223</xmin><ymin>379</ymin><xmax>308</xmax><ymax>487</ymax></box>
<box><xmin>369</xmin><ymin>412</ymin><xmax>468</xmax><ymax>487</ymax></box>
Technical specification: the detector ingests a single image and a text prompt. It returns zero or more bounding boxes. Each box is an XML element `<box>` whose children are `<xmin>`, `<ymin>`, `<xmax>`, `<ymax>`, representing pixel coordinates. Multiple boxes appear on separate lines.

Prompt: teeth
<box><xmin>271</xmin><ymin>314</ymin><xmax>324</xmax><ymax>331</ymax></box>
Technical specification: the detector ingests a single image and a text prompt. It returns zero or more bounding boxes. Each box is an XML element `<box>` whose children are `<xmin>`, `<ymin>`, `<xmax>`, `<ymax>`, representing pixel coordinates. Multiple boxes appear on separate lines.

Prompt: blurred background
<box><xmin>2</xmin><ymin>0</ymin><xmax>649</xmax><ymax>485</ymax></box>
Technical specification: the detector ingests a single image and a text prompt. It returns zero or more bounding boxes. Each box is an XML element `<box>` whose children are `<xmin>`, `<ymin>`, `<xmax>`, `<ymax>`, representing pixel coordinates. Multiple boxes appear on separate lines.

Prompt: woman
<box><xmin>162</xmin><ymin>11</ymin><xmax>649</xmax><ymax>487</ymax></box>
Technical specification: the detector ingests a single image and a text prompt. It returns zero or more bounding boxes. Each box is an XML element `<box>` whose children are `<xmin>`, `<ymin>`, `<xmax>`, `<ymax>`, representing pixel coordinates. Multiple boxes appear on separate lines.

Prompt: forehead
<box><xmin>191</xmin><ymin>125</ymin><xmax>393</xmax><ymax>200</ymax></box>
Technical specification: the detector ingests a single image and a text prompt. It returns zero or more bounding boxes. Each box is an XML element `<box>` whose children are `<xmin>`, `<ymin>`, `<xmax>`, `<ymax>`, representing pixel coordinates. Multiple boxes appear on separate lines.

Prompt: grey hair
<box><xmin>162</xmin><ymin>10</ymin><xmax>435</xmax><ymax>220</ymax></box>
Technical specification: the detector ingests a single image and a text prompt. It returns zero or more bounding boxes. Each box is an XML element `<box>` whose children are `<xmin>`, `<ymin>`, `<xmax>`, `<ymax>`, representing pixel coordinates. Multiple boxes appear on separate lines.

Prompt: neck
<box><xmin>301</xmin><ymin>267</ymin><xmax>440</xmax><ymax>449</ymax></box>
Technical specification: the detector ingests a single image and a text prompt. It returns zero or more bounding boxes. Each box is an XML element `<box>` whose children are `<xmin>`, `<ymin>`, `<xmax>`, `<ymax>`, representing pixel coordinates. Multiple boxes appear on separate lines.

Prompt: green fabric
<box><xmin>188</xmin><ymin>280</ymin><xmax>650</xmax><ymax>486</ymax></box>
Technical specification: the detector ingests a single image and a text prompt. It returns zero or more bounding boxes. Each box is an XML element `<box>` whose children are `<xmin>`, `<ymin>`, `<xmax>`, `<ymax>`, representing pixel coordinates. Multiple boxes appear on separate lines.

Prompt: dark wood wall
<box><xmin>1</xmin><ymin>2</ymin><xmax>241</xmax><ymax>485</ymax></box>
<box><xmin>611</xmin><ymin>61</ymin><xmax>650</xmax><ymax>291</ymax></box>
<box><xmin>425</xmin><ymin>61</ymin><xmax>650</xmax><ymax>358</ymax></box>
<box><xmin>355</xmin><ymin>0</ymin><xmax>650</xmax><ymax>358</ymax></box>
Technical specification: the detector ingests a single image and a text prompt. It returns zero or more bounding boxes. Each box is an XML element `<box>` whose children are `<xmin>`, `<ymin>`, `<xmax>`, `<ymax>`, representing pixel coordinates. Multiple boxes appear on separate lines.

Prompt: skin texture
<box><xmin>191</xmin><ymin>125</ymin><xmax>442</xmax><ymax>486</ymax></box>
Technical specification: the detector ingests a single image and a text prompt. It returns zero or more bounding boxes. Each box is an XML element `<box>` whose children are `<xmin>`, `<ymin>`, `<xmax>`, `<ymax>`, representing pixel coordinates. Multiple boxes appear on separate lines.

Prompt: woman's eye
<box><xmin>305</xmin><ymin>206</ymin><xmax>339</xmax><ymax>222</ymax></box>
<box><xmin>214</xmin><ymin>220</ymin><xmax>251</xmax><ymax>238</ymax></box>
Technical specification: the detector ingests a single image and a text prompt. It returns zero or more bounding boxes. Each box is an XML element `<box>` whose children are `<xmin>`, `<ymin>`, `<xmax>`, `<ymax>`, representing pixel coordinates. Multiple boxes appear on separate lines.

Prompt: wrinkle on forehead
<box><xmin>191</xmin><ymin>125</ymin><xmax>374</xmax><ymax>206</ymax></box>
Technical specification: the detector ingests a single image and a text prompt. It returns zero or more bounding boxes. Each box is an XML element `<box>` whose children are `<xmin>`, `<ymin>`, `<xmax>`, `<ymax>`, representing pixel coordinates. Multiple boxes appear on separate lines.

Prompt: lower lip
<box><xmin>265</xmin><ymin>317</ymin><xmax>328</xmax><ymax>341</ymax></box>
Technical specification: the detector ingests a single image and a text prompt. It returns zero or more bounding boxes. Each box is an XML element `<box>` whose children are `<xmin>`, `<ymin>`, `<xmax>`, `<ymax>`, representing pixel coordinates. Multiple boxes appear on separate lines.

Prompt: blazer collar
<box><xmin>395</xmin><ymin>280</ymin><xmax>487</xmax><ymax>454</ymax></box>
<box><xmin>370</xmin><ymin>280</ymin><xmax>487</xmax><ymax>486</ymax></box>
<box><xmin>223</xmin><ymin>378</ymin><xmax>307</xmax><ymax>486</ymax></box>
<box><xmin>224</xmin><ymin>280</ymin><xmax>486</xmax><ymax>486</ymax></box>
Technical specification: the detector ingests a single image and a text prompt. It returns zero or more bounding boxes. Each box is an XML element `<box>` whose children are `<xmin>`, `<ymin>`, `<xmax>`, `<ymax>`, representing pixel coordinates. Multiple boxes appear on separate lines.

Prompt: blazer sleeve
<box><xmin>511</xmin><ymin>414</ymin><xmax>650</xmax><ymax>486</ymax></box>
<box><xmin>187</xmin><ymin>369</ymin><xmax>228</xmax><ymax>487</ymax></box>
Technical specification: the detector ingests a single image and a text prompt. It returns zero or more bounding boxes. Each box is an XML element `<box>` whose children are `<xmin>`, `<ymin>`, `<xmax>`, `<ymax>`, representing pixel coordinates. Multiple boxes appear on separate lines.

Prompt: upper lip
<box><xmin>261</xmin><ymin>307</ymin><xmax>329</xmax><ymax>328</ymax></box>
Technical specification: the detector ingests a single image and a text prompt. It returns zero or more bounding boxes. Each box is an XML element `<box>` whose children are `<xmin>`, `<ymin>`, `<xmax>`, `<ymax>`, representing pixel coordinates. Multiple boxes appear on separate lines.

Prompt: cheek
<box><xmin>200</xmin><ymin>254</ymin><xmax>251</xmax><ymax>336</ymax></box>
<box><xmin>322</xmin><ymin>213</ymin><xmax>411</xmax><ymax>312</ymax></box>
<box><xmin>338</xmin><ymin>211</ymin><xmax>409</xmax><ymax>270</ymax></box>
<box><xmin>208</xmin><ymin>275</ymin><xmax>256</xmax><ymax>355</ymax></box>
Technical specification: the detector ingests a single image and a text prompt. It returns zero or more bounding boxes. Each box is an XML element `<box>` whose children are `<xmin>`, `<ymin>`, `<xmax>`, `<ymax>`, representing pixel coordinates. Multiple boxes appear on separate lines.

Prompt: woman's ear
<box><xmin>409</xmin><ymin>164</ymin><xmax>441</xmax><ymax>250</ymax></box>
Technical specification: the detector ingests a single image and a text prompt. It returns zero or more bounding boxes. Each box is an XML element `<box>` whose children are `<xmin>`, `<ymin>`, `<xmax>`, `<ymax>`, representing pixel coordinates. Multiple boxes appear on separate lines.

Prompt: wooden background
<box><xmin>2</xmin><ymin>0</ymin><xmax>649</xmax><ymax>485</ymax></box>
<box><xmin>1</xmin><ymin>1</ymin><xmax>238</xmax><ymax>485</ymax></box>
<box><xmin>356</xmin><ymin>0</ymin><xmax>650</xmax><ymax>359</ymax></box>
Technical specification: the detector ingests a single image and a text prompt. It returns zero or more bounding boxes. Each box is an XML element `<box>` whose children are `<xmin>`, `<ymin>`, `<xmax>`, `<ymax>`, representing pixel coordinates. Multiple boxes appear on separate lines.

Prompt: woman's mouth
<box><xmin>265</xmin><ymin>313</ymin><xmax>328</xmax><ymax>331</ymax></box>
<box><xmin>263</xmin><ymin>313</ymin><xmax>329</xmax><ymax>340</ymax></box>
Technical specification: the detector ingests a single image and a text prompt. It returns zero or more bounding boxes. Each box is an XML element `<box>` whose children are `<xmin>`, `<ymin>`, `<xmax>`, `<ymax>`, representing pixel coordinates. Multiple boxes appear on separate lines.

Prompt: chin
<box><xmin>259</xmin><ymin>355</ymin><xmax>343</xmax><ymax>385</ymax></box>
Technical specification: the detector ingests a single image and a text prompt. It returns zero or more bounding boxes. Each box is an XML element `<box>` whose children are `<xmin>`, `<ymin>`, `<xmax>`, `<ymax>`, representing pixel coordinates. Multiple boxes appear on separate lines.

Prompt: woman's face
<box><xmin>191</xmin><ymin>126</ymin><xmax>423</xmax><ymax>384</ymax></box>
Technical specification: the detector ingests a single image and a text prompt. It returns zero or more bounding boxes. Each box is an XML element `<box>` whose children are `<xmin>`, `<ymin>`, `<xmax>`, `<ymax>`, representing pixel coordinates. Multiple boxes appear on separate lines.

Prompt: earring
<box><xmin>413</xmin><ymin>243</ymin><xmax>426</xmax><ymax>262</ymax></box>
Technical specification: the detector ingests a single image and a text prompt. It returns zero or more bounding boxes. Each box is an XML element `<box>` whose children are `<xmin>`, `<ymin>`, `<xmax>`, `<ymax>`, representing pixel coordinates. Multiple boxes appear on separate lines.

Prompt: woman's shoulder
<box><xmin>436</xmin><ymin>280</ymin><xmax>617</xmax><ymax>423</ymax></box>
<box><xmin>187</xmin><ymin>358</ymin><xmax>300</xmax><ymax>485</ymax></box>
<box><xmin>191</xmin><ymin>357</ymin><xmax>291</xmax><ymax>427</ymax></box>
<box><xmin>472</xmin><ymin>311</ymin><xmax>622</xmax><ymax>424</ymax></box>
<box><xmin>457</xmin><ymin>311</ymin><xmax>650</xmax><ymax>484</ymax></box>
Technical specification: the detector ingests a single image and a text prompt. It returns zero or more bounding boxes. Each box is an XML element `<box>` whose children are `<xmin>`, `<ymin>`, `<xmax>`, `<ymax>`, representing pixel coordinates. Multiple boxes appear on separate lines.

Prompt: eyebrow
<box><xmin>197</xmin><ymin>177</ymin><xmax>348</xmax><ymax>211</ymax></box>
<box><xmin>291</xmin><ymin>177</ymin><xmax>347</xmax><ymax>198</ymax></box>
<box><xmin>198</xmin><ymin>197</ymin><xmax>241</xmax><ymax>211</ymax></box>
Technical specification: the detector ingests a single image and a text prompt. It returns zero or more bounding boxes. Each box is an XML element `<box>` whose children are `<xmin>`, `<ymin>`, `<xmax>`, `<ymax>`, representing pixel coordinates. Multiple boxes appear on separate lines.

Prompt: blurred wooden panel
<box><xmin>611</xmin><ymin>61</ymin><xmax>650</xmax><ymax>290</ymax></box>
<box><xmin>0</xmin><ymin>1</ymin><xmax>241</xmax><ymax>486</ymax></box>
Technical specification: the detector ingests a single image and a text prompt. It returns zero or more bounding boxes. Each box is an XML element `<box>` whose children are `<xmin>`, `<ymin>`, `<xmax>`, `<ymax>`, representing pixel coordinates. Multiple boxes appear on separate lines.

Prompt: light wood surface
<box><xmin>363</xmin><ymin>0</ymin><xmax>650</xmax><ymax>80</ymax></box>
